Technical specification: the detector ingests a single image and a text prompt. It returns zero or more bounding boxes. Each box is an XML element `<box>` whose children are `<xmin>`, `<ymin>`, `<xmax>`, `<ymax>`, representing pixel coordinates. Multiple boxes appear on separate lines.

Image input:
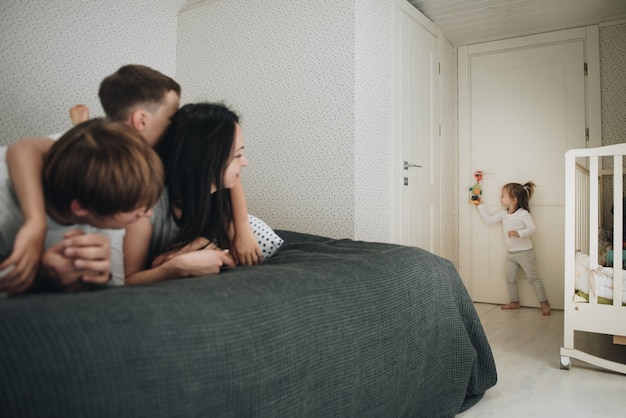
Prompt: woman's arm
<box><xmin>126</xmin><ymin>248</ymin><xmax>235</xmax><ymax>285</ymax></box>
<box><xmin>124</xmin><ymin>218</ymin><xmax>235</xmax><ymax>285</ymax></box>
<box><xmin>230</xmin><ymin>179</ymin><xmax>261</xmax><ymax>265</ymax></box>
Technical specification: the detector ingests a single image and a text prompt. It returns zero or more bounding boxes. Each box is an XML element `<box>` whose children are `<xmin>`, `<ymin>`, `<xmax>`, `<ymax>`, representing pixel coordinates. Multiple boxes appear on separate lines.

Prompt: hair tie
<box><xmin>523</xmin><ymin>185</ymin><xmax>530</xmax><ymax>194</ymax></box>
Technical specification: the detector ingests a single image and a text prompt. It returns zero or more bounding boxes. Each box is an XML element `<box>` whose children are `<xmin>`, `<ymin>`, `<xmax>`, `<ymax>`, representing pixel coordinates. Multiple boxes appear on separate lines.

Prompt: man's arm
<box><xmin>6</xmin><ymin>137</ymin><xmax>53</xmax><ymax>222</ymax></box>
<box><xmin>229</xmin><ymin>180</ymin><xmax>261</xmax><ymax>265</ymax></box>
<box><xmin>0</xmin><ymin>138</ymin><xmax>53</xmax><ymax>293</ymax></box>
<box><xmin>3</xmin><ymin>138</ymin><xmax>112</xmax><ymax>292</ymax></box>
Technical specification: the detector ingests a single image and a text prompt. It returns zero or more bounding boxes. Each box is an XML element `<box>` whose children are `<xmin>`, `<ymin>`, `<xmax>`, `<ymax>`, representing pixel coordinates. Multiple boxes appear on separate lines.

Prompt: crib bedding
<box><xmin>0</xmin><ymin>230</ymin><xmax>497</xmax><ymax>417</ymax></box>
<box><xmin>574</xmin><ymin>251</ymin><xmax>626</xmax><ymax>304</ymax></box>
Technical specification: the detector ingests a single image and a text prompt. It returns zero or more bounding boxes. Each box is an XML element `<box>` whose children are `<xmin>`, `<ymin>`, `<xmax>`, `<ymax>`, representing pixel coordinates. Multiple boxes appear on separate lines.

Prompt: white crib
<box><xmin>561</xmin><ymin>143</ymin><xmax>626</xmax><ymax>374</ymax></box>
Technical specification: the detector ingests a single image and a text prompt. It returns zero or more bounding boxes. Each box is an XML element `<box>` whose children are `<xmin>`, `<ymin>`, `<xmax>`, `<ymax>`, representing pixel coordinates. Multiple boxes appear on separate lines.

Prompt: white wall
<box><xmin>0</xmin><ymin>0</ymin><xmax>184</xmax><ymax>143</ymax></box>
<box><xmin>439</xmin><ymin>39</ymin><xmax>459</xmax><ymax>266</ymax></box>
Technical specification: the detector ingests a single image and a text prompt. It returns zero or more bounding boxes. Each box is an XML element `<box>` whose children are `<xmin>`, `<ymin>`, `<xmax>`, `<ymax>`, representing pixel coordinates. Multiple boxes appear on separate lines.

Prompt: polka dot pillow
<box><xmin>248</xmin><ymin>214</ymin><xmax>284</xmax><ymax>261</ymax></box>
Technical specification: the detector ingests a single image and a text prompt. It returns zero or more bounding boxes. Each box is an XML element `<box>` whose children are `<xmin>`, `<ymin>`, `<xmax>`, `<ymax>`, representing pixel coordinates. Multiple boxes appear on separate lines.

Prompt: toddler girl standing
<box><xmin>476</xmin><ymin>181</ymin><xmax>550</xmax><ymax>316</ymax></box>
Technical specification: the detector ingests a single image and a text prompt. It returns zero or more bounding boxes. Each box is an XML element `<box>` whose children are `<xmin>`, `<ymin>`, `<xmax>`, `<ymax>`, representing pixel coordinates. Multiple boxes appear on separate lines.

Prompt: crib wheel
<box><xmin>560</xmin><ymin>356</ymin><xmax>571</xmax><ymax>370</ymax></box>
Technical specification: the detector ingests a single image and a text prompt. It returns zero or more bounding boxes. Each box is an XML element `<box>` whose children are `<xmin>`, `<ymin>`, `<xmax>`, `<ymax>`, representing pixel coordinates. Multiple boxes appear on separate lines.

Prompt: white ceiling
<box><xmin>408</xmin><ymin>0</ymin><xmax>626</xmax><ymax>47</ymax></box>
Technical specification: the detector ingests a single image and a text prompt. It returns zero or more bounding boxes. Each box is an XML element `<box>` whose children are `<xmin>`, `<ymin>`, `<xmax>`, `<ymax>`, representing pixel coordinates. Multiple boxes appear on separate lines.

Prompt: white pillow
<box><xmin>248</xmin><ymin>214</ymin><xmax>283</xmax><ymax>261</ymax></box>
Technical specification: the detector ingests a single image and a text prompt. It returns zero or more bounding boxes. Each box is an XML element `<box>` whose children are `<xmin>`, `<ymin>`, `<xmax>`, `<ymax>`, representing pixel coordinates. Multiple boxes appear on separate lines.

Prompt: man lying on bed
<box><xmin>0</xmin><ymin>119</ymin><xmax>163</xmax><ymax>295</ymax></box>
<box><xmin>4</xmin><ymin>64</ymin><xmax>261</xmax><ymax>294</ymax></box>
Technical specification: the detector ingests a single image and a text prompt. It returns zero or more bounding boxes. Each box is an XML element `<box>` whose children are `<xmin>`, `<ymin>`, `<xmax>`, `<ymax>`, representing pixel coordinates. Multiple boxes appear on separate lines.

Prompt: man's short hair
<box><xmin>43</xmin><ymin>118</ymin><xmax>164</xmax><ymax>217</ymax></box>
<box><xmin>98</xmin><ymin>64</ymin><xmax>181</xmax><ymax>122</ymax></box>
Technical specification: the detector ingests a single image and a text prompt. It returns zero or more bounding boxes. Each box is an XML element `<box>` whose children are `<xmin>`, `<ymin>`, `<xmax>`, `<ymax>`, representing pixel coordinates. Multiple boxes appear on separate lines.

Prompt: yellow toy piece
<box><xmin>469</xmin><ymin>170</ymin><xmax>483</xmax><ymax>205</ymax></box>
<box><xmin>469</xmin><ymin>183</ymin><xmax>482</xmax><ymax>205</ymax></box>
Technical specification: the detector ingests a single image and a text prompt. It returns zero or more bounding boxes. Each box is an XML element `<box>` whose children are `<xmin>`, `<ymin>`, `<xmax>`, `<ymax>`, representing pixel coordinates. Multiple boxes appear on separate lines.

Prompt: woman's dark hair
<box><xmin>155</xmin><ymin>102</ymin><xmax>238</xmax><ymax>250</ymax></box>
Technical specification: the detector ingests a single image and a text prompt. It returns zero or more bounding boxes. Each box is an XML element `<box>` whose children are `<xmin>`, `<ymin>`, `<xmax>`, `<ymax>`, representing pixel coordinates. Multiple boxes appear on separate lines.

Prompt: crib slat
<box><xmin>564</xmin><ymin>151</ymin><xmax>576</xmax><ymax>348</ymax></box>
<box><xmin>589</xmin><ymin>156</ymin><xmax>599</xmax><ymax>304</ymax></box>
<box><xmin>613</xmin><ymin>156</ymin><xmax>623</xmax><ymax>307</ymax></box>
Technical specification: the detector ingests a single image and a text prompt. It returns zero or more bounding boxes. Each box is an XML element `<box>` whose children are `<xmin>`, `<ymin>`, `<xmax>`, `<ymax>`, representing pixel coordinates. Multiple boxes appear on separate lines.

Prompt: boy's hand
<box><xmin>507</xmin><ymin>230</ymin><xmax>520</xmax><ymax>238</ymax></box>
<box><xmin>40</xmin><ymin>230</ymin><xmax>111</xmax><ymax>290</ymax></box>
<box><xmin>0</xmin><ymin>220</ymin><xmax>46</xmax><ymax>295</ymax></box>
<box><xmin>232</xmin><ymin>227</ymin><xmax>261</xmax><ymax>266</ymax></box>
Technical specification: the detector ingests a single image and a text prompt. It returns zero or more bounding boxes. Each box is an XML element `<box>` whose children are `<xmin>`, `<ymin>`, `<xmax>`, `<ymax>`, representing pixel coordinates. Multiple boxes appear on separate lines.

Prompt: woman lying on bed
<box><xmin>123</xmin><ymin>102</ymin><xmax>249</xmax><ymax>285</ymax></box>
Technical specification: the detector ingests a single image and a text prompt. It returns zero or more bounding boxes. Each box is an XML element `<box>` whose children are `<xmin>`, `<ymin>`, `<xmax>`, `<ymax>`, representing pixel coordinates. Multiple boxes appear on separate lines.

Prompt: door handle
<box><xmin>404</xmin><ymin>161</ymin><xmax>422</xmax><ymax>170</ymax></box>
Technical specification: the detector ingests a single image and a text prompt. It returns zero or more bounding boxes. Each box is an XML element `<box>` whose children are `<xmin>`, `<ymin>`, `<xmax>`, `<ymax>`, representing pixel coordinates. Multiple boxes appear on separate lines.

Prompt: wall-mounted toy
<box><xmin>469</xmin><ymin>170</ymin><xmax>483</xmax><ymax>205</ymax></box>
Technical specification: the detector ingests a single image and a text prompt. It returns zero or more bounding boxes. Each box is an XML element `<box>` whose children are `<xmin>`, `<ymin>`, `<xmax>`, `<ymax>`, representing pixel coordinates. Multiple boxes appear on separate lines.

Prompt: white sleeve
<box><xmin>47</xmin><ymin>132</ymin><xmax>63</xmax><ymax>141</ymax></box>
<box><xmin>517</xmin><ymin>210</ymin><xmax>537</xmax><ymax>238</ymax></box>
<box><xmin>101</xmin><ymin>228</ymin><xmax>126</xmax><ymax>286</ymax></box>
<box><xmin>477</xmin><ymin>204</ymin><xmax>502</xmax><ymax>225</ymax></box>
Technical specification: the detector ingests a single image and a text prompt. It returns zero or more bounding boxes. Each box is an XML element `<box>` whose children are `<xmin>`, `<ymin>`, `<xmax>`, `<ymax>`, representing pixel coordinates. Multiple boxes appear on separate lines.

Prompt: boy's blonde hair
<box><xmin>43</xmin><ymin>119</ymin><xmax>164</xmax><ymax>218</ymax></box>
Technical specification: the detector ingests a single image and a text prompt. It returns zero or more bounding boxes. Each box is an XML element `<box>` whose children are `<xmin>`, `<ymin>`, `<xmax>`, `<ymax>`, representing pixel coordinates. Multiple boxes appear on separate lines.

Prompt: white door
<box><xmin>459</xmin><ymin>28</ymin><xmax>601</xmax><ymax>309</ymax></box>
<box><xmin>392</xmin><ymin>0</ymin><xmax>441</xmax><ymax>253</ymax></box>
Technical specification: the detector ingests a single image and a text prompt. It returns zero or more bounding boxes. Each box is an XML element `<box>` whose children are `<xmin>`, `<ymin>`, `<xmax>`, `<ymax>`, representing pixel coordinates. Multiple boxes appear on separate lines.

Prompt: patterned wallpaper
<box><xmin>354</xmin><ymin>1</ymin><xmax>393</xmax><ymax>242</ymax></box>
<box><xmin>599</xmin><ymin>22</ymin><xmax>626</xmax><ymax>230</ymax></box>
<box><xmin>0</xmin><ymin>0</ymin><xmax>184</xmax><ymax>144</ymax></box>
<box><xmin>600</xmin><ymin>22</ymin><xmax>626</xmax><ymax>148</ymax></box>
<box><xmin>177</xmin><ymin>0</ymin><xmax>357</xmax><ymax>240</ymax></box>
<box><xmin>177</xmin><ymin>1</ymin><xmax>458</xmax><ymax>244</ymax></box>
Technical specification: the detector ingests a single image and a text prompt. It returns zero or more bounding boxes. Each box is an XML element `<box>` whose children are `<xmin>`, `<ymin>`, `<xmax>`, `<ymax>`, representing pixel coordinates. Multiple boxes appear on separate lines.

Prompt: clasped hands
<box><xmin>0</xmin><ymin>227</ymin><xmax>111</xmax><ymax>294</ymax></box>
<box><xmin>41</xmin><ymin>230</ymin><xmax>112</xmax><ymax>291</ymax></box>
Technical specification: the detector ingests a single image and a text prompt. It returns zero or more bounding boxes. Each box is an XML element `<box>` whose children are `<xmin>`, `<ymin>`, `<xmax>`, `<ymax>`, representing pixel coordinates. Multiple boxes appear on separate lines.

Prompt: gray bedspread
<box><xmin>0</xmin><ymin>230</ymin><xmax>496</xmax><ymax>417</ymax></box>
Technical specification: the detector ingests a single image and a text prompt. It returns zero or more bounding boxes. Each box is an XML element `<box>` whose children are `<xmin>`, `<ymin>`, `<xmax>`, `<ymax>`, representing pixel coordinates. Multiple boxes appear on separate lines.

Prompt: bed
<box><xmin>561</xmin><ymin>143</ymin><xmax>626</xmax><ymax>374</ymax></box>
<box><xmin>0</xmin><ymin>230</ymin><xmax>497</xmax><ymax>417</ymax></box>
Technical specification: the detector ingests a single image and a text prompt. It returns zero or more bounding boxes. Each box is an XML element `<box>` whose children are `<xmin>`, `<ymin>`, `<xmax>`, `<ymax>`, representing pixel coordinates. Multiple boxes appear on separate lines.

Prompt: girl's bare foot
<box><xmin>541</xmin><ymin>301</ymin><xmax>551</xmax><ymax>316</ymax></box>
<box><xmin>501</xmin><ymin>301</ymin><xmax>520</xmax><ymax>310</ymax></box>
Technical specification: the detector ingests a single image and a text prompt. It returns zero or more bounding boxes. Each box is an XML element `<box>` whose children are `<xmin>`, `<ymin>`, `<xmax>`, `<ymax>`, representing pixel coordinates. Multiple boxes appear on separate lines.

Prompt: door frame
<box><xmin>391</xmin><ymin>0</ymin><xmax>444</xmax><ymax>254</ymax></box>
<box><xmin>457</xmin><ymin>26</ymin><xmax>601</xmax><ymax>295</ymax></box>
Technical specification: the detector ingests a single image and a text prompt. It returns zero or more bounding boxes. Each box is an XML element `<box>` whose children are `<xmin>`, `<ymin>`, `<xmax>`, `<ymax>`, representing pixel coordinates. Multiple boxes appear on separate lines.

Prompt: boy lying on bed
<box><xmin>0</xmin><ymin>119</ymin><xmax>163</xmax><ymax>295</ymax></box>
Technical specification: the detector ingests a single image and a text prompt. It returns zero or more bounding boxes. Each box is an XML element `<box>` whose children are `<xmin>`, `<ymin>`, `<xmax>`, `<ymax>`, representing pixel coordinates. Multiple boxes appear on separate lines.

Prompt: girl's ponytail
<box><xmin>518</xmin><ymin>181</ymin><xmax>536</xmax><ymax>211</ymax></box>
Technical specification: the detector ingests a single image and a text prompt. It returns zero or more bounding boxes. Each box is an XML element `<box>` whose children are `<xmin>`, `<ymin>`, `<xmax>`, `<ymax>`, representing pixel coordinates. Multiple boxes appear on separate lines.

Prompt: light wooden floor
<box><xmin>458</xmin><ymin>303</ymin><xmax>626</xmax><ymax>417</ymax></box>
